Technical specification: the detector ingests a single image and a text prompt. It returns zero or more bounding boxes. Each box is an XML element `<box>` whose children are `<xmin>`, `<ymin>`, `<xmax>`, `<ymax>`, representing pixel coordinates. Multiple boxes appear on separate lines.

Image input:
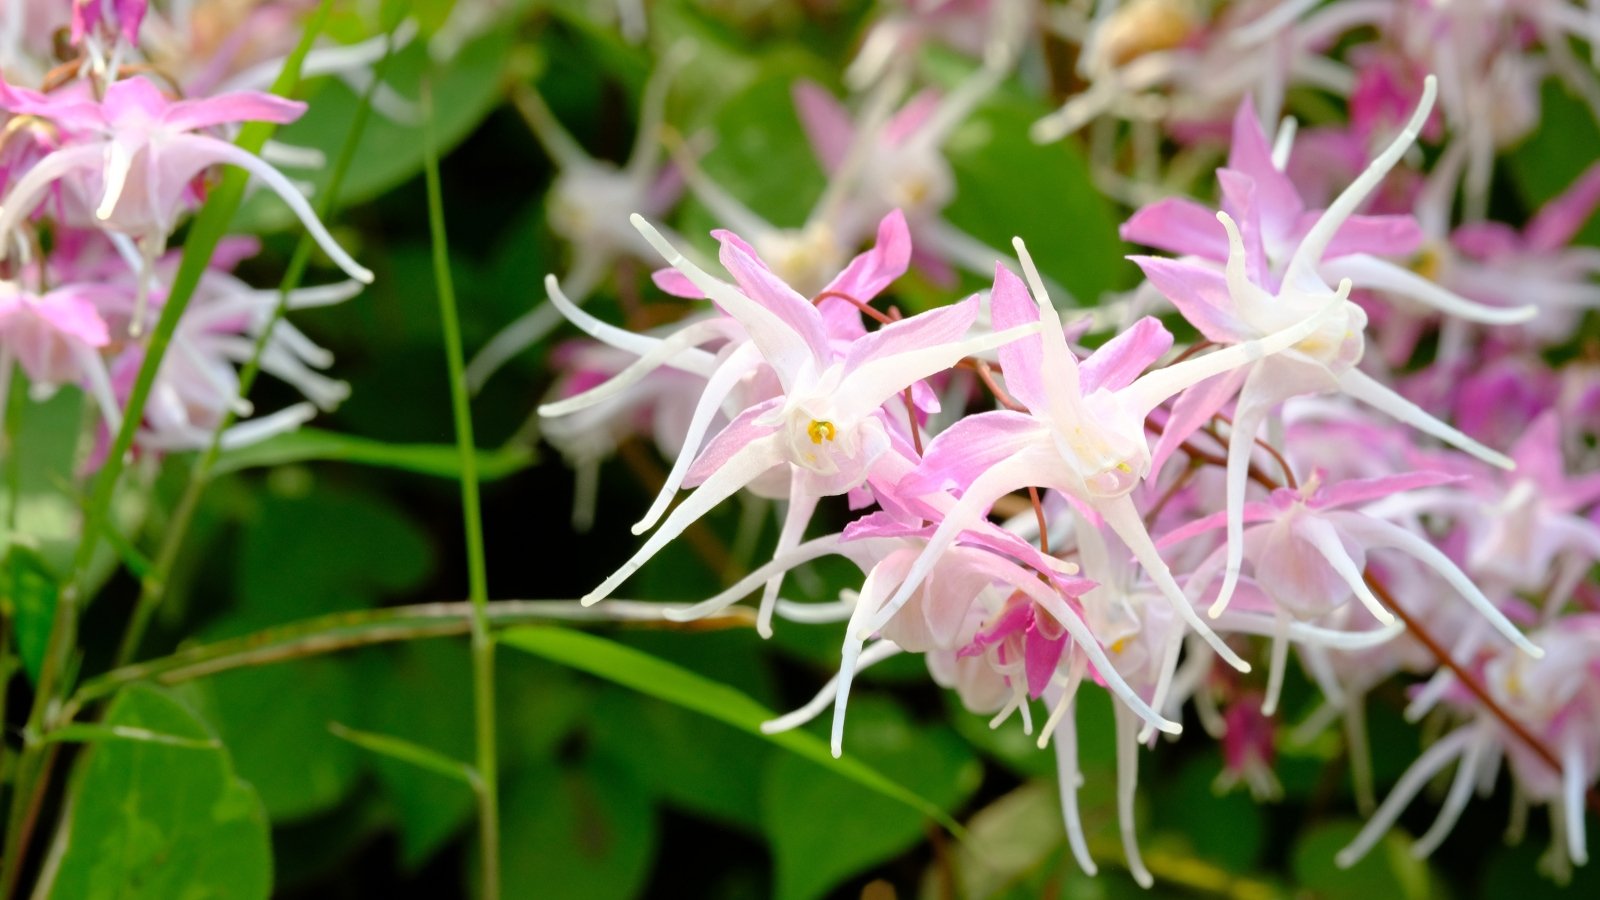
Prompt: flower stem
<box><xmin>423</xmin><ymin>80</ymin><xmax>500</xmax><ymax>900</ymax></box>
<box><xmin>69</xmin><ymin>600</ymin><xmax>755</xmax><ymax>719</ymax></box>
<box><xmin>0</xmin><ymin>6</ymin><xmax>335</xmax><ymax>892</ymax></box>
<box><xmin>112</xmin><ymin>26</ymin><xmax>397</xmax><ymax>670</ymax></box>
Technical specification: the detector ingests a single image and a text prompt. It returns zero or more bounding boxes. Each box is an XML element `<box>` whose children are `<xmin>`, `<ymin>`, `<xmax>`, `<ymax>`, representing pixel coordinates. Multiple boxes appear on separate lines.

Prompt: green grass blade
<box><xmin>328</xmin><ymin>722</ymin><xmax>480</xmax><ymax>789</ymax></box>
<box><xmin>44</xmin><ymin>723</ymin><xmax>220</xmax><ymax>751</ymax></box>
<box><xmin>499</xmin><ymin>627</ymin><xmax>967</xmax><ymax>837</ymax></box>
<box><xmin>210</xmin><ymin>428</ymin><xmax>534</xmax><ymax>481</ymax></box>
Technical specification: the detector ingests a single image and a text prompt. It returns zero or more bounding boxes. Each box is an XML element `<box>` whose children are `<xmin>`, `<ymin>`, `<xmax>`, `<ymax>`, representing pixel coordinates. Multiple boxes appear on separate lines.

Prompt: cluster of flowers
<box><xmin>0</xmin><ymin>0</ymin><xmax>380</xmax><ymax>457</ymax></box>
<box><xmin>527</xmin><ymin>0</ymin><xmax>1600</xmax><ymax>886</ymax></box>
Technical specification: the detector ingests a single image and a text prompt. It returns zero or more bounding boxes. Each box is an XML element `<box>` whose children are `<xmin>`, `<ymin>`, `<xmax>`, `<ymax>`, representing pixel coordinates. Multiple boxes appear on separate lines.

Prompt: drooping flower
<box><xmin>465</xmin><ymin>50</ymin><xmax>689</xmax><ymax>391</ymax></box>
<box><xmin>0</xmin><ymin>276</ymin><xmax>119</xmax><ymax>426</ymax></box>
<box><xmin>861</xmin><ymin>239</ymin><xmax>1346</xmax><ymax>674</ymax></box>
<box><xmin>1131</xmin><ymin>76</ymin><xmax>1522</xmax><ymax>620</ymax></box>
<box><xmin>790</xmin><ymin>22</ymin><xmax>1021</xmax><ymax>284</ymax></box>
<box><xmin>0</xmin><ymin>74</ymin><xmax>372</xmax><ymax>332</ymax></box>
<box><xmin>1338</xmin><ymin>616</ymin><xmax>1600</xmax><ymax>874</ymax></box>
<box><xmin>546</xmin><ymin>211</ymin><xmax>1036</xmax><ymax>636</ymax></box>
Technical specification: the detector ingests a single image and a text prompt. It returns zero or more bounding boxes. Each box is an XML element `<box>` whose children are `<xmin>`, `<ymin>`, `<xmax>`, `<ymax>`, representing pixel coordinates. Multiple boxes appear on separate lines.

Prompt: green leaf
<box><xmin>762</xmin><ymin>695</ymin><xmax>981</xmax><ymax>900</ymax></box>
<box><xmin>328</xmin><ymin>721</ymin><xmax>477</xmax><ymax>787</ymax></box>
<box><xmin>236</xmin><ymin>25</ymin><xmax>516</xmax><ymax>232</ymax></box>
<box><xmin>1291</xmin><ymin>820</ymin><xmax>1434</xmax><ymax>900</ymax></box>
<box><xmin>946</xmin><ymin>781</ymin><xmax>1066</xmax><ymax>900</ymax></box>
<box><xmin>191</xmin><ymin>660</ymin><xmax>363</xmax><ymax>823</ymax></box>
<box><xmin>188</xmin><ymin>486</ymin><xmax>435</xmax><ymax>822</ymax></box>
<box><xmin>1152</xmin><ymin>750</ymin><xmax>1265</xmax><ymax>873</ymax></box>
<box><xmin>0</xmin><ymin>389</ymin><xmax>103</xmax><ymax>576</ymax></box>
<box><xmin>228</xmin><ymin>487</ymin><xmax>435</xmax><ymax>632</ymax></box>
<box><xmin>589</xmin><ymin>685</ymin><xmax>770</xmax><ymax>831</ymax></box>
<box><xmin>3</xmin><ymin>546</ymin><xmax>57</xmax><ymax>683</ymax></box>
<box><xmin>49</xmin><ymin>684</ymin><xmax>272</xmax><ymax>900</ymax></box>
<box><xmin>209</xmin><ymin>427</ymin><xmax>534</xmax><ymax>481</ymax></box>
<box><xmin>495</xmin><ymin>758</ymin><xmax>656</xmax><ymax>900</ymax></box>
<box><xmin>499</xmin><ymin>627</ymin><xmax>964</xmax><ymax>834</ymax></box>
<box><xmin>943</xmin><ymin>90</ymin><xmax>1130</xmax><ymax>306</ymax></box>
<box><xmin>1508</xmin><ymin>81</ymin><xmax>1600</xmax><ymax>247</ymax></box>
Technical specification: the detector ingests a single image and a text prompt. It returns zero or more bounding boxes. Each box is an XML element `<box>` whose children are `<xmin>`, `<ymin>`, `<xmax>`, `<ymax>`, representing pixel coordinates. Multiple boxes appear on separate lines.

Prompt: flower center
<box><xmin>807</xmin><ymin>419</ymin><xmax>836</xmax><ymax>444</ymax></box>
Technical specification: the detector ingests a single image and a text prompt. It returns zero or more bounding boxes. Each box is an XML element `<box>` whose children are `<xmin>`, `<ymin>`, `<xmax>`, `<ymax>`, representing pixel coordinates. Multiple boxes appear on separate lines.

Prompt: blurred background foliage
<box><xmin>10</xmin><ymin>0</ymin><xmax>1599</xmax><ymax>897</ymax></box>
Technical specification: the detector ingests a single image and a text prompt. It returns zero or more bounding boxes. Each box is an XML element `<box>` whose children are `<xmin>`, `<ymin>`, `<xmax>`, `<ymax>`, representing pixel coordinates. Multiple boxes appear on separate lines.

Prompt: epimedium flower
<box><xmin>1031</xmin><ymin>0</ymin><xmax>1360</xmax><ymax>154</ymax></box>
<box><xmin>1131</xmin><ymin>76</ymin><xmax>1526</xmax><ymax>621</ymax></box>
<box><xmin>100</xmin><ymin>239</ymin><xmax>359</xmax><ymax>455</ymax></box>
<box><xmin>548</xmin><ymin>211</ymin><xmax>1038</xmax><ymax>635</ymax></box>
<box><xmin>72</xmin><ymin>0</ymin><xmax>148</xmax><ymax>49</ymax></box>
<box><xmin>792</xmin><ymin>67</ymin><xmax>1015</xmax><ymax>286</ymax></box>
<box><xmin>546</xmin><ymin>210</ymin><xmax>921</xmax><ymax>543</ymax></box>
<box><xmin>1400</xmin><ymin>411</ymin><xmax>1600</xmax><ymax>608</ymax></box>
<box><xmin>0</xmin><ymin>275</ymin><xmax>120</xmax><ymax>428</ymax></box>
<box><xmin>465</xmin><ymin>48</ymin><xmax>690</xmax><ymax>391</ymax></box>
<box><xmin>1161</xmin><ymin>467</ymin><xmax>1543</xmax><ymax>714</ymax></box>
<box><xmin>0</xmin><ymin>74</ymin><xmax>373</xmax><ymax>333</ymax></box>
<box><xmin>540</xmin><ymin>334</ymin><xmax>707</xmax><ymax>531</ymax></box>
<box><xmin>1412</xmin><ymin>158</ymin><xmax>1600</xmax><ymax>352</ymax></box>
<box><xmin>859</xmin><ymin>239</ymin><xmax>1347</xmax><ymax>673</ymax></box>
<box><xmin>1338</xmin><ymin>616</ymin><xmax>1600</xmax><ymax>875</ymax></box>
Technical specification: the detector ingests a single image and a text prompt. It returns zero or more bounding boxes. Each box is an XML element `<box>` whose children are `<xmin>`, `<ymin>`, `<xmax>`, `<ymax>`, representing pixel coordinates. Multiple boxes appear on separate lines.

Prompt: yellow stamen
<box><xmin>807</xmin><ymin>420</ymin><xmax>836</xmax><ymax>444</ymax></box>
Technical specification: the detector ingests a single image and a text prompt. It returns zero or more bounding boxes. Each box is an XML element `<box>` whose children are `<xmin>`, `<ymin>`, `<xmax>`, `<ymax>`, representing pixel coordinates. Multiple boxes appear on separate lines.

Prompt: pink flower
<box><xmin>1341</xmin><ymin>616</ymin><xmax>1600</xmax><ymax>872</ymax></box>
<box><xmin>0</xmin><ymin>75</ymin><xmax>372</xmax><ymax>327</ymax></box>
<box><xmin>72</xmin><ymin>0</ymin><xmax>148</xmax><ymax>46</ymax></box>
<box><xmin>0</xmin><ymin>277</ymin><xmax>118</xmax><ymax>423</ymax></box>
<box><xmin>465</xmin><ymin>52</ymin><xmax>688</xmax><ymax>391</ymax></box>
<box><xmin>547</xmin><ymin>211</ymin><xmax>1034</xmax><ymax>636</ymax></box>
<box><xmin>856</xmin><ymin>237</ymin><xmax>1343</xmax><ymax>695</ymax></box>
<box><xmin>1131</xmin><ymin>77</ymin><xmax>1522</xmax><ymax>619</ymax></box>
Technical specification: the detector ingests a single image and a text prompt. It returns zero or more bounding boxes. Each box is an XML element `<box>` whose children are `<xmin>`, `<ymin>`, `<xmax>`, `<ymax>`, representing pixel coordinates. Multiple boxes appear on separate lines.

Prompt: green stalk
<box><xmin>422</xmin><ymin>82</ymin><xmax>500</xmax><ymax>900</ymax></box>
<box><xmin>70</xmin><ymin>600</ymin><xmax>755</xmax><ymax>716</ymax></box>
<box><xmin>114</xmin><ymin>27</ymin><xmax>398</xmax><ymax>669</ymax></box>
<box><xmin>0</xmin><ymin>358</ymin><xmax>22</xmax><ymax>784</ymax></box>
<box><xmin>0</xmin><ymin>5</ymin><xmax>334</xmax><ymax>892</ymax></box>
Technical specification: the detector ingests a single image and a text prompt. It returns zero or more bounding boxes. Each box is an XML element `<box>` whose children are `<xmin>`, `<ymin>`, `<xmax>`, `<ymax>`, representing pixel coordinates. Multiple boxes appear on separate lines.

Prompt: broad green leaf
<box><xmin>237</xmin><ymin>26</ymin><xmax>516</xmax><ymax>232</ymax></box>
<box><xmin>210</xmin><ymin>427</ymin><xmax>534</xmax><ymax>481</ymax></box>
<box><xmin>49</xmin><ymin>684</ymin><xmax>272</xmax><ymax>900</ymax></box>
<box><xmin>589</xmin><ymin>685</ymin><xmax>770</xmax><ymax>830</ymax></box>
<box><xmin>1152</xmin><ymin>750</ymin><xmax>1265</xmax><ymax>872</ymax></box>
<box><xmin>4</xmin><ymin>546</ymin><xmax>57</xmax><ymax>683</ymax></box>
<box><xmin>193</xmin><ymin>660</ymin><xmax>363</xmax><ymax>823</ymax></box>
<box><xmin>762</xmin><ymin>695</ymin><xmax>981</xmax><ymax>900</ymax></box>
<box><xmin>0</xmin><ymin>390</ymin><xmax>88</xmax><ymax>574</ymax></box>
<box><xmin>1509</xmin><ymin>81</ymin><xmax>1600</xmax><ymax>247</ymax></box>
<box><xmin>190</xmin><ymin>485</ymin><xmax>435</xmax><ymax>821</ymax></box>
<box><xmin>499</xmin><ymin>626</ymin><xmax>964</xmax><ymax>833</ymax></box>
<box><xmin>944</xmin><ymin>781</ymin><xmax>1065</xmax><ymax>900</ymax></box>
<box><xmin>1291</xmin><ymin>820</ymin><xmax>1434</xmax><ymax>900</ymax></box>
<box><xmin>943</xmin><ymin>91</ymin><xmax>1130</xmax><ymax>306</ymax></box>
<box><xmin>495</xmin><ymin>758</ymin><xmax>656</xmax><ymax>900</ymax></box>
<box><xmin>329</xmin><ymin>721</ymin><xmax>477</xmax><ymax>786</ymax></box>
<box><xmin>229</xmin><ymin>487</ymin><xmax>435</xmax><ymax>631</ymax></box>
